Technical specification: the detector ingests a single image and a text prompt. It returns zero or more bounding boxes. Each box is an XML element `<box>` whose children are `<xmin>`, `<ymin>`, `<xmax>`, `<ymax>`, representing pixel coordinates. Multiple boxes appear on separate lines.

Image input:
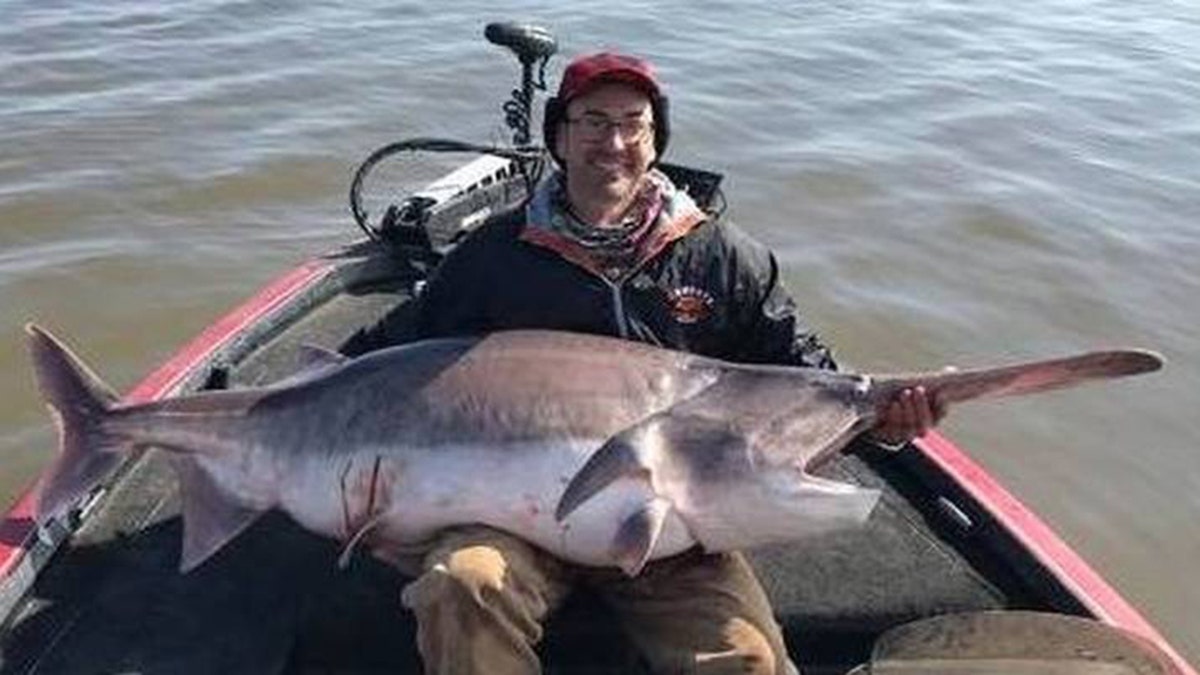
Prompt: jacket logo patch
<box><xmin>665</xmin><ymin>286</ymin><xmax>715</xmax><ymax>324</ymax></box>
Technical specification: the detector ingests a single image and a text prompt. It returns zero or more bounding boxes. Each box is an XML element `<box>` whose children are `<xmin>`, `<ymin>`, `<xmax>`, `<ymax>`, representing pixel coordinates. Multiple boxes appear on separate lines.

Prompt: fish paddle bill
<box><xmin>868</xmin><ymin>349</ymin><xmax>1164</xmax><ymax>408</ymax></box>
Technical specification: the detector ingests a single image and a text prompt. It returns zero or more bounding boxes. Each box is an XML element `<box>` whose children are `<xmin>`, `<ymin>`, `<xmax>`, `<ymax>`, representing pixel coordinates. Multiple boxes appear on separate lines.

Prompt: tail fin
<box><xmin>26</xmin><ymin>323</ymin><xmax>125</xmax><ymax>522</ymax></box>
<box><xmin>869</xmin><ymin>349</ymin><xmax>1164</xmax><ymax>408</ymax></box>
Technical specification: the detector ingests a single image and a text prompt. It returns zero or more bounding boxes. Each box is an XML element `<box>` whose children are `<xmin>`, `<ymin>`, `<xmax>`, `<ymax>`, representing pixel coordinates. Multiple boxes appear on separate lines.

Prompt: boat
<box><xmin>1</xmin><ymin>23</ymin><xmax>1194</xmax><ymax>675</ymax></box>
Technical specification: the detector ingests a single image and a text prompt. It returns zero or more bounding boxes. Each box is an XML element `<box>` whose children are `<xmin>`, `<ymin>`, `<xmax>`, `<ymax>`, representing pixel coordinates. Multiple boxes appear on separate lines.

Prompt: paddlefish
<box><xmin>26</xmin><ymin>325</ymin><xmax>1162</xmax><ymax>576</ymax></box>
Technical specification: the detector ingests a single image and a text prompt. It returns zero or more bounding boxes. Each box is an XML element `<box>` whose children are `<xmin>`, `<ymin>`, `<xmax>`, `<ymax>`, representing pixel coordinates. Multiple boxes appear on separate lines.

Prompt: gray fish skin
<box><xmin>25</xmin><ymin>324</ymin><xmax>1162</xmax><ymax>576</ymax></box>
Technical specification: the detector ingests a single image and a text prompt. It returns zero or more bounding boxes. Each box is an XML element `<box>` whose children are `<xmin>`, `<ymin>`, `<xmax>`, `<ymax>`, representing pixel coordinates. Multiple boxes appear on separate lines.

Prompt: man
<box><xmin>347</xmin><ymin>52</ymin><xmax>943</xmax><ymax>675</ymax></box>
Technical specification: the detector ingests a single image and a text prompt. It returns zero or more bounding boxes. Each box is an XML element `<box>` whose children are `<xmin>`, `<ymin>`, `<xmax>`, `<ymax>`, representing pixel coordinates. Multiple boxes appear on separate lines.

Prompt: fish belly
<box><xmin>286</xmin><ymin>440</ymin><xmax>697</xmax><ymax>569</ymax></box>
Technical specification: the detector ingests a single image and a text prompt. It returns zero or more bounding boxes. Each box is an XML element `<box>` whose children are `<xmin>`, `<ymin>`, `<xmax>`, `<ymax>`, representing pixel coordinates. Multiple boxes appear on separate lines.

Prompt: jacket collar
<box><xmin>520</xmin><ymin>168</ymin><xmax>707</xmax><ymax>282</ymax></box>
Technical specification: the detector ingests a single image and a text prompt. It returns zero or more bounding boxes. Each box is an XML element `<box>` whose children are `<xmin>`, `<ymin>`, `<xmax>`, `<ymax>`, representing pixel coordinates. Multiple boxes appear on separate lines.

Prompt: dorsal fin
<box><xmin>297</xmin><ymin>343</ymin><xmax>351</xmax><ymax>371</ymax></box>
<box><xmin>271</xmin><ymin>344</ymin><xmax>352</xmax><ymax>387</ymax></box>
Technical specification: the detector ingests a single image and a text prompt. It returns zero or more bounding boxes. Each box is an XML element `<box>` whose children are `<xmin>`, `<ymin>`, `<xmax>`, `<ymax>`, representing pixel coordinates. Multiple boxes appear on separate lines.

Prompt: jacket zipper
<box><xmin>601</xmin><ymin>276</ymin><xmax>629</xmax><ymax>339</ymax></box>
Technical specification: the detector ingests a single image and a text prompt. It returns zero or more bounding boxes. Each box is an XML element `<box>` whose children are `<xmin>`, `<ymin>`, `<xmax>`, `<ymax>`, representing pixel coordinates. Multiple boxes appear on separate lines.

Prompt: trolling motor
<box><xmin>348</xmin><ymin>24</ymin><xmax>556</xmax><ymax>246</ymax></box>
<box><xmin>484</xmin><ymin>22</ymin><xmax>558</xmax><ymax>146</ymax></box>
<box><xmin>349</xmin><ymin>23</ymin><xmax>720</xmax><ymax>248</ymax></box>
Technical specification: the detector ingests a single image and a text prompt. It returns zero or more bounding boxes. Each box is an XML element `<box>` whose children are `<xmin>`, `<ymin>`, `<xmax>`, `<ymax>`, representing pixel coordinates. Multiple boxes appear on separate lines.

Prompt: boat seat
<box><xmin>845</xmin><ymin>610</ymin><xmax>1179</xmax><ymax>674</ymax></box>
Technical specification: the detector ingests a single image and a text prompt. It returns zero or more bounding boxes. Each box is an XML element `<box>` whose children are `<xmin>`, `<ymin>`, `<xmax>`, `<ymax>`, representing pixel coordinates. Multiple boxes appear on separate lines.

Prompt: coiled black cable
<box><xmin>348</xmin><ymin>138</ymin><xmax>544</xmax><ymax>242</ymax></box>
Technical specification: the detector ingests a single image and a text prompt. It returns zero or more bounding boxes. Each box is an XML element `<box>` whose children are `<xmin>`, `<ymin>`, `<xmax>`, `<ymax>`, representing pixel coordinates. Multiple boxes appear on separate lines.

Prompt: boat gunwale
<box><xmin>915</xmin><ymin>430</ymin><xmax>1197</xmax><ymax>675</ymax></box>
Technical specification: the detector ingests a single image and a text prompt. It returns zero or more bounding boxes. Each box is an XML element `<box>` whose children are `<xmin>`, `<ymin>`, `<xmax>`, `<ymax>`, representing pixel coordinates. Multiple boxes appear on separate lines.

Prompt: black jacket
<box><xmin>345</xmin><ymin>207</ymin><xmax>835</xmax><ymax>371</ymax></box>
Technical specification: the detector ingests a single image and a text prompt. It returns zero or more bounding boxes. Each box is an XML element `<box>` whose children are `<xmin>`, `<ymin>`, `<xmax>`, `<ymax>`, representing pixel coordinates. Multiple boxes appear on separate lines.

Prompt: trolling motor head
<box><xmin>484</xmin><ymin>23</ymin><xmax>557</xmax><ymax>65</ymax></box>
<box><xmin>485</xmin><ymin>23</ymin><xmax>558</xmax><ymax>146</ymax></box>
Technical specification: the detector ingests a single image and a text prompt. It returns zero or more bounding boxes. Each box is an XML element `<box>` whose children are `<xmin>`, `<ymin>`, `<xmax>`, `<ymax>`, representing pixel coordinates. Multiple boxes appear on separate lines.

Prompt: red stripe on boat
<box><xmin>0</xmin><ymin>258</ymin><xmax>336</xmax><ymax>584</ymax></box>
<box><xmin>126</xmin><ymin>259</ymin><xmax>335</xmax><ymax>403</ymax></box>
<box><xmin>916</xmin><ymin>430</ymin><xmax>1197</xmax><ymax>675</ymax></box>
<box><xmin>0</xmin><ymin>491</ymin><xmax>36</xmax><ymax>580</ymax></box>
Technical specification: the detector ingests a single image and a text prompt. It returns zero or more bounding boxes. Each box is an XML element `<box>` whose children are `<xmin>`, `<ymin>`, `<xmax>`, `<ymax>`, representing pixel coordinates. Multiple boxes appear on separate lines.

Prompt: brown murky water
<box><xmin>2</xmin><ymin>0</ymin><xmax>1197</xmax><ymax>664</ymax></box>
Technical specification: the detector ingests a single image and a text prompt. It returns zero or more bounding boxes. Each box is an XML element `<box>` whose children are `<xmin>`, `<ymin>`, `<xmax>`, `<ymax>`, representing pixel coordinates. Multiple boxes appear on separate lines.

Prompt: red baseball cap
<box><xmin>556</xmin><ymin>52</ymin><xmax>663</xmax><ymax>102</ymax></box>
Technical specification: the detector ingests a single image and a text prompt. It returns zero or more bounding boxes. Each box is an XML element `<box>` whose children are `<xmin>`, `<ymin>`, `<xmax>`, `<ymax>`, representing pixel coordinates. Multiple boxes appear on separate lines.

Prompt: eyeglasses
<box><xmin>566</xmin><ymin>113</ymin><xmax>654</xmax><ymax>144</ymax></box>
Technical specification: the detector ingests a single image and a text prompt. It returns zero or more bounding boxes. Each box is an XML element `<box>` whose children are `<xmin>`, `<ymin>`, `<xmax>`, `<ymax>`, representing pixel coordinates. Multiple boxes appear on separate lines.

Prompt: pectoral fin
<box><xmin>612</xmin><ymin>497</ymin><xmax>672</xmax><ymax>576</ymax></box>
<box><xmin>556</xmin><ymin>409</ymin><xmax>748</xmax><ymax>524</ymax></box>
<box><xmin>175</xmin><ymin>458</ymin><xmax>265</xmax><ymax>573</ymax></box>
<box><xmin>555</xmin><ymin>430</ymin><xmax>653</xmax><ymax>522</ymax></box>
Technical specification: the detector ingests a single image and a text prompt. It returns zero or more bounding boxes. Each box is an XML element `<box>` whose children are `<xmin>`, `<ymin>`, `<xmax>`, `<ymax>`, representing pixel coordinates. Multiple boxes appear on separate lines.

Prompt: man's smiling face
<box><xmin>556</xmin><ymin>82</ymin><xmax>657</xmax><ymax>208</ymax></box>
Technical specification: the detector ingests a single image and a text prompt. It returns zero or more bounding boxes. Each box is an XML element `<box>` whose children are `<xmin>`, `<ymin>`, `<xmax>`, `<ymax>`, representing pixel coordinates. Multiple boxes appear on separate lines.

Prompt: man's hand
<box><xmin>869</xmin><ymin>386</ymin><xmax>947</xmax><ymax>449</ymax></box>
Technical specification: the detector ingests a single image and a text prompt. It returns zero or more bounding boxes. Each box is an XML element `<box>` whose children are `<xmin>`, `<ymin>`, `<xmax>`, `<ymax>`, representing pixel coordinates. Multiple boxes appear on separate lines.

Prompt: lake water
<box><xmin>1</xmin><ymin>0</ymin><xmax>1197</xmax><ymax>665</ymax></box>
